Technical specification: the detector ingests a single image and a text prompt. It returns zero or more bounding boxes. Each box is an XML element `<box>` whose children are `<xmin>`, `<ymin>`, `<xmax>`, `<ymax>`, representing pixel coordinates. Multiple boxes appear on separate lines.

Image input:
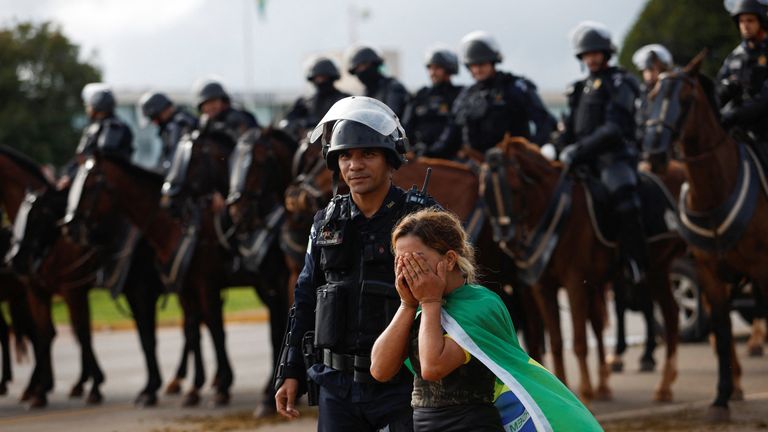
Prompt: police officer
<box><xmin>402</xmin><ymin>47</ymin><xmax>463</xmax><ymax>158</ymax></box>
<box><xmin>557</xmin><ymin>22</ymin><xmax>646</xmax><ymax>284</ymax></box>
<box><xmin>274</xmin><ymin>96</ymin><xmax>437</xmax><ymax>431</ymax></box>
<box><xmin>139</xmin><ymin>92</ymin><xmax>198</xmax><ymax>173</ymax></box>
<box><xmin>280</xmin><ymin>57</ymin><xmax>350</xmax><ymax>141</ymax></box>
<box><xmin>632</xmin><ymin>44</ymin><xmax>675</xmax><ymax>143</ymax></box>
<box><xmin>195</xmin><ymin>80</ymin><xmax>259</xmax><ymax>142</ymax></box>
<box><xmin>59</xmin><ymin>83</ymin><xmax>134</xmax><ymax>188</ymax></box>
<box><xmin>433</xmin><ymin>31</ymin><xmax>556</xmax><ymax>160</ymax></box>
<box><xmin>346</xmin><ymin>46</ymin><xmax>410</xmax><ymax>118</ymax></box>
<box><xmin>718</xmin><ymin>0</ymin><xmax>768</xmax><ymax>145</ymax></box>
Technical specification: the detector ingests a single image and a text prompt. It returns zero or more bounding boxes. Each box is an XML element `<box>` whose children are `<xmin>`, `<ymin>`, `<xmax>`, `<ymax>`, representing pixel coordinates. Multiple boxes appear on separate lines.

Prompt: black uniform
<box><xmin>201</xmin><ymin>107</ymin><xmax>259</xmax><ymax>143</ymax></box>
<box><xmin>281</xmin><ymin>85</ymin><xmax>350</xmax><ymax>140</ymax></box>
<box><xmin>558</xmin><ymin>66</ymin><xmax>646</xmax><ymax>280</ymax></box>
<box><xmin>437</xmin><ymin>71</ymin><xmax>556</xmax><ymax>158</ymax></box>
<box><xmin>361</xmin><ymin>73</ymin><xmax>410</xmax><ymax>120</ymax></box>
<box><xmin>717</xmin><ymin>37</ymin><xmax>768</xmax><ymax>142</ymax></box>
<box><xmin>402</xmin><ymin>82</ymin><xmax>463</xmax><ymax>158</ymax></box>
<box><xmin>76</xmin><ymin>115</ymin><xmax>134</xmax><ymax>161</ymax></box>
<box><xmin>157</xmin><ymin>108</ymin><xmax>198</xmax><ymax>173</ymax></box>
<box><xmin>282</xmin><ymin>185</ymin><xmax>436</xmax><ymax>431</ymax></box>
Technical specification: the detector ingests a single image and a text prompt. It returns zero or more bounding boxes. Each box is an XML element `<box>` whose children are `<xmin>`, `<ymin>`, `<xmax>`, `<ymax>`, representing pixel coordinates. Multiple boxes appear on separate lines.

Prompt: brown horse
<box><xmin>482</xmin><ymin>136</ymin><xmax>686</xmax><ymax>404</ymax></box>
<box><xmin>642</xmin><ymin>53</ymin><xmax>768</xmax><ymax>420</ymax></box>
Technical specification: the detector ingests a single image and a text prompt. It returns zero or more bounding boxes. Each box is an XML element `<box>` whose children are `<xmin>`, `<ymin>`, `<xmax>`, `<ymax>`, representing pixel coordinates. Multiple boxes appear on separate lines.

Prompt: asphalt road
<box><xmin>0</xmin><ymin>302</ymin><xmax>765</xmax><ymax>432</ymax></box>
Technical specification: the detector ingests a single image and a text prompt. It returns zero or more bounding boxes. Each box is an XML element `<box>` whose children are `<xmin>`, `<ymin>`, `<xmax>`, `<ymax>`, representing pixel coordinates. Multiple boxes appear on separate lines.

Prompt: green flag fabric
<box><xmin>440</xmin><ymin>284</ymin><xmax>603</xmax><ymax>432</ymax></box>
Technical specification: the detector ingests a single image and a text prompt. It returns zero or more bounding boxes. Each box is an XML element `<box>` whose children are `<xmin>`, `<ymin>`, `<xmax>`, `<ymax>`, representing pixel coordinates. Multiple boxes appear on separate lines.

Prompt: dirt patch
<box><xmin>154</xmin><ymin>408</ymin><xmax>318</xmax><ymax>432</ymax></box>
<box><xmin>603</xmin><ymin>402</ymin><xmax>768</xmax><ymax>432</ymax></box>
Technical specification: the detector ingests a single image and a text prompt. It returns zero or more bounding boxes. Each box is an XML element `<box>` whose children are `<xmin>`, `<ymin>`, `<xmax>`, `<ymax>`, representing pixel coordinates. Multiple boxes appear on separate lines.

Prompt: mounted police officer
<box><xmin>718</xmin><ymin>0</ymin><xmax>768</xmax><ymax>148</ymax></box>
<box><xmin>139</xmin><ymin>92</ymin><xmax>198</xmax><ymax>173</ymax></box>
<box><xmin>59</xmin><ymin>83</ymin><xmax>134</xmax><ymax>188</ymax></box>
<box><xmin>195</xmin><ymin>80</ymin><xmax>259</xmax><ymax>143</ymax></box>
<box><xmin>557</xmin><ymin>22</ymin><xmax>646</xmax><ymax>284</ymax></box>
<box><xmin>432</xmin><ymin>31</ymin><xmax>556</xmax><ymax>160</ymax></box>
<box><xmin>280</xmin><ymin>56</ymin><xmax>350</xmax><ymax>141</ymax></box>
<box><xmin>274</xmin><ymin>96</ymin><xmax>437</xmax><ymax>431</ymax></box>
<box><xmin>632</xmin><ymin>44</ymin><xmax>675</xmax><ymax>143</ymax></box>
<box><xmin>346</xmin><ymin>45</ymin><xmax>410</xmax><ymax>118</ymax></box>
<box><xmin>402</xmin><ymin>47</ymin><xmax>463</xmax><ymax>158</ymax></box>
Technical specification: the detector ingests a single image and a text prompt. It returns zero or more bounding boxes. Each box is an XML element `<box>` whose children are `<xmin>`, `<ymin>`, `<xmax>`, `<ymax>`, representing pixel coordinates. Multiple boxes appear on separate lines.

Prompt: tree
<box><xmin>0</xmin><ymin>21</ymin><xmax>101</xmax><ymax>166</ymax></box>
<box><xmin>619</xmin><ymin>0</ymin><xmax>741</xmax><ymax>78</ymax></box>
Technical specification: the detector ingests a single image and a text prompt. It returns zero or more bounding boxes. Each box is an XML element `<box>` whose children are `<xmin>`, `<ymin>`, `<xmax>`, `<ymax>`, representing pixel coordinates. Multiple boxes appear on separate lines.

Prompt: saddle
<box><xmin>582</xmin><ymin>171</ymin><xmax>678</xmax><ymax>248</ymax></box>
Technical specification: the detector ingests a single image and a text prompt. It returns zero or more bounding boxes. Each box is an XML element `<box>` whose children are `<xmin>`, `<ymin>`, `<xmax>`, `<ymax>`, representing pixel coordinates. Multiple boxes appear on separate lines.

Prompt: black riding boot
<box><xmin>618</xmin><ymin>207</ymin><xmax>648</xmax><ymax>286</ymax></box>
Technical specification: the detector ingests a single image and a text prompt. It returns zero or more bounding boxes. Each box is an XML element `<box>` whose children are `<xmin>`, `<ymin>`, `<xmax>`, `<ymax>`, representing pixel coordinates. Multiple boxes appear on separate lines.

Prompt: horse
<box><xmin>481</xmin><ymin>136</ymin><xmax>686</xmax><ymax>404</ymax></box>
<box><xmin>226</xmin><ymin>127</ymin><xmax>297</xmax><ymax>415</ymax></box>
<box><xmin>642</xmin><ymin>52</ymin><xmax>768</xmax><ymax>420</ymax></box>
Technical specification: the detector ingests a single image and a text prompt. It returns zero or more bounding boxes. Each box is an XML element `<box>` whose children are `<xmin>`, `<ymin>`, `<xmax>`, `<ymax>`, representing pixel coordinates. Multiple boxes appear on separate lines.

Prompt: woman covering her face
<box><xmin>371</xmin><ymin>209</ymin><xmax>601</xmax><ymax>432</ymax></box>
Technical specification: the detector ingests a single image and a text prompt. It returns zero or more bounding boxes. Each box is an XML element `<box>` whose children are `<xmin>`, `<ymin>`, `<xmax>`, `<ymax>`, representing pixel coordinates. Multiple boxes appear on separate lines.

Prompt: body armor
<box><xmin>403</xmin><ymin>82</ymin><xmax>463</xmax><ymax>156</ymax></box>
<box><xmin>76</xmin><ymin>116</ymin><xmax>134</xmax><ymax>161</ymax></box>
<box><xmin>200</xmin><ymin>107</ymin><xmax>259</xmax><ymax>143</ymax></box>
<box><xmin>281</xmin><ymin>87</ymin><xmax>350</xmax><ymax>140</ymax></box>
<box><xmin>717</xmin><ymin>38</ymin><xmax>768</xmax><ymax>140</ymax></box>
<box><xmin>453</xmin><ymin>71</ymin><xmax>555</xmax><ymax>151</ymax></box>
<box><xmin>158</xmin><ymin>109</ymin><xmax>198</xmax><ymax>173</ymax></box>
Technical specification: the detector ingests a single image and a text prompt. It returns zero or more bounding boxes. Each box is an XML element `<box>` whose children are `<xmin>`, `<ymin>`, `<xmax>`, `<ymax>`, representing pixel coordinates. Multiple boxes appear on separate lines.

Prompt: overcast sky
<box><xmin>0</xmin><ymin>0</ymin><xmax>648</xmax><ymax>95</ymax></box>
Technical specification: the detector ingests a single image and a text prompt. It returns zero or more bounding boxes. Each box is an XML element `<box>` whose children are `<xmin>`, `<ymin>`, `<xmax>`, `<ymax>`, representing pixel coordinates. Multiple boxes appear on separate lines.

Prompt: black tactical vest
<box><xmin>313</xmin><ymin>191</ymin><xmax>422</xmax><ymax>355</ymax></box>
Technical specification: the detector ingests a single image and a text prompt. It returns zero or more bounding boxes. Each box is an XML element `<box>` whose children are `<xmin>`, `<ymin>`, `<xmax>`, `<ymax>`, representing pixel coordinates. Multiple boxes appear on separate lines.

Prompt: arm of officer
<box><xmin>722</xmin><ymin>80</ymin><xmax>768</xmax><ymax>126</ymax></box>
<box><xmin>275</xmin><ymin>222</ymin><xmax>322</xmax><ymax>419</ymax></box>
<box><xmin>385</xmin><ymin>81</ymin><xmax>410</xmax><ymax>119</ymax></box>
<box><xmin>522</xmin><ymin>80</ymin><xmax>557</xmax><ymax>145</ymax></box>
<box><xmin>576</xmin><ymin>78</ymin><xmax>636</xmax><ymax>158</ymax></box>
<box><xmin>716</xmin><ymin>58</ymin><xmax>740</xmax><ymax>108</ymax></box>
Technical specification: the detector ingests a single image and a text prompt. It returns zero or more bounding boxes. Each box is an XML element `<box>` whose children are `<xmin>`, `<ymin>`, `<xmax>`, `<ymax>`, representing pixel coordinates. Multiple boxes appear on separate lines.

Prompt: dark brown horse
<box><xmin>642</xmin><ymin>53</ymin><xmax>768</xmax><ymax>420</ymax></box>
<box><xmin>0</xmin><ymin>146</ymin><xmax>105</xmax><ymax>408</ymax></box>
<box><xmin>481</xmin><ymin>136</ymin><xmax>686</xmax><ymax>404</ymax></box>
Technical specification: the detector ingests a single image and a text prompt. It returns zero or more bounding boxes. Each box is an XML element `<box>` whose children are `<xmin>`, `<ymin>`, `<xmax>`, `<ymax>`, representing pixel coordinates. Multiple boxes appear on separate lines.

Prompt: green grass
<box><xmin>50</xmin><ymin>287</ymin><xmax>265</xmax><ymax>328</ymax></box>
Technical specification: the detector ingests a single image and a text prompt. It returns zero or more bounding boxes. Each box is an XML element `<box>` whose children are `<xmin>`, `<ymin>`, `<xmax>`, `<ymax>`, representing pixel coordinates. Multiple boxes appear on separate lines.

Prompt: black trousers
<box><xmin>413</xmin><ymin>403</ymin><xmax>504</xmax><ymax>432</ymax></box>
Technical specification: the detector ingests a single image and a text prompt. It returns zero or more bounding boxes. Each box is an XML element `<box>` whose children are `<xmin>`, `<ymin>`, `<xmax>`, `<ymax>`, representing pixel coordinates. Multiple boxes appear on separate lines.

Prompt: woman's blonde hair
<box><xmin>391</xmin><ymin>208</ymin><xmax>478</xmax><ymax>284</ymax></box>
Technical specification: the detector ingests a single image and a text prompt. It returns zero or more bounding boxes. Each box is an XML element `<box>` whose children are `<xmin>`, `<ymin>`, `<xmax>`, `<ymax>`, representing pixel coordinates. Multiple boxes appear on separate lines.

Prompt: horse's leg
<box><xmin>608</xmin><ymin>279</ymin><xmax>627</xmax><ymax>373</ymax></box>
<box><xmin>533</xmin><ymin>283</ymin><xmax>566</xmax><ymax>384</ymax></box>
<box><xmin>165</xmin><ymin>306</ymin><xmax>191</xmax><ymax>395</ymax></box>
<box><xmin>0</xmin><ymin>309</ymin><xmax>11</xmax><ymax>395</ymax></box>
<box><xmin>639</xmin><ymin>297</ymin><xmax>658</xmax><ymax>372</ymax></box>
<box><xmin>746</xmin><ymin>281</ymin><xmax>766</xmax><ymax>357</ymax></box>
<box><xmin>24</xmin><ymin>289</ymin><xmax>55</xmax><ymax>408</ymax></box>
<box><xmin>518</xmin><ymin>286</ymin><xmax>545</xmax><ymax>362</ymax></box>
<box><xmin>698</xmin><ymin>264</ymin><xmax>734</xmax><ymax>421</ymax></box>
<box><xmin>63</xmin><ymin>288</ymin><xmax>105</xmax><ymax>405</ymax></box>
<box><xmin>652</xmin><ymin>267</ymin><xmax>679</xmax><ymax>402</ymax></box>
<box><xmin>588</xmin><ymin>285</ymin><xmax>611</xmax><ymax>401</ymax></box>
<box><xmin>566</xmin><ymin>280</ymin><xmax>594</xmax><ymax>402</ymax></box>
<box><xmin>178</xmin><ymin>290</ymin><xmax>204</xmax><ymax>407</ymax></box>
<box><xmin>124</xmin><ymin>275</ymin><xmax>162</xmax><ymax>407</ymax></box>
<box><xmin>201</xmin><ymin>280</ymin><xmax>233</xmax><ymax>406</ymax></box>
<box><xmin>254</xmin><ymin>250</ymin><xmax>290</xmax><ymax>417</ymax></box>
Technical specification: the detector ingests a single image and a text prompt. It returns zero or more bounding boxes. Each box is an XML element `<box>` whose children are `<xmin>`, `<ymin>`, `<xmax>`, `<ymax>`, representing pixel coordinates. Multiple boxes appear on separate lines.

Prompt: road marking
<box><xmin>596</xmin><ymin>392</ymin><xmax>768</xmax><ymax>422</ymax></box>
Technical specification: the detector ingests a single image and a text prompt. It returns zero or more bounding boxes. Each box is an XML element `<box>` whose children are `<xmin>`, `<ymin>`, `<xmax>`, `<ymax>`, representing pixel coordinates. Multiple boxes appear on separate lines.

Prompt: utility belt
<box><xmin>321</xmin><ymin>349</ymin><xmax>375</xmax><ymax>383</ymax></box>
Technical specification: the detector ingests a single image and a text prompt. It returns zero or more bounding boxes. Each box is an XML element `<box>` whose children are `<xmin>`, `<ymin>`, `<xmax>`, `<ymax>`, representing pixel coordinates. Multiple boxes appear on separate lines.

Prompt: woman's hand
<box><xmin>400</xmin><ymin>253</ymin><xmax>447</xmax><ymax>302</ymax></box>
<box><xmin>395</xmin><ymin>256</ymin><xmax>418</xmax><ymax>307</ymax></box>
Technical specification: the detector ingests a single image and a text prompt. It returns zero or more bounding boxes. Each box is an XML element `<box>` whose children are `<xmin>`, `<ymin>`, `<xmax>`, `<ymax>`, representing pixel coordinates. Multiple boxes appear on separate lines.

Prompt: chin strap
<box><xmin>332</xmin><ymin>170</ymin><xmax>340</xmax><ymax>196</ymax></box>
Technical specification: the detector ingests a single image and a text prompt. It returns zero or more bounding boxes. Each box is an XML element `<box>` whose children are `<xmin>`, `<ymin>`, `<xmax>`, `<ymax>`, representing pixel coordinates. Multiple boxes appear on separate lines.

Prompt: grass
<box><xmin>50</xmin><ymin>287</ymin><xmax>265</xmax><ymax>330</ymax></box>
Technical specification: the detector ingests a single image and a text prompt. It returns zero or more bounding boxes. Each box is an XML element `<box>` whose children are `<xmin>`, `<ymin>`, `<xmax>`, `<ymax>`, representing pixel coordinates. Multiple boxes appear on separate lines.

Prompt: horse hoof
<box><xmin>747</xmin><ymin>345</ymin><xmax>764</xmax><ymax>357</ymax></box>
<box><xmin>69</xmin><ymin>383</ymin><xmax>84</xmax><ymax>398</ymax></box>
<box><xmin>608</xmin><ymin>357</ymin><xmax>624</xmax><ymax>373</ymax></box>
<box><xmin>211</xmin><ymin>392</ymin><xmax>230</xmax><ymax>407</ymax></box>
<box><xmin>731</xmin><ymin>389</ymin><xmax>744</xmax><ymax>401</ymax></box>
<box><xmin>706</xmin><ymin>405</ymin><xmax>730</xmax><ymax>422</ymax></box>
<box><xmin>654</xmin><ymin>389</ymin><xmax>673</xmax><ymax>402</ymax></box>
<box><xmin>639</xmin><ymin>358</ymin><xmax>656</xmax><ymax>373</ymax></box>
<box><xmin>27</xmin><ymin>395</ymin><xmax>47</xmax><ymax>409</ymax></box>
<box><xmin>253</xmin><ymin>402</ymin><xmax>276</xmax><ymax>419</ymax></box>
<box><xmin>165</xmin><ymin>379</ymin><xmax>182</xmax><ymax>395</ymax></box>
<box><xmin>182</xmin><ymin>391</ymin><xmax>200</xmax><ymax>407</ymax></box>
<box><xmin>86</xmin><ymin>390</ymin><xmax>104</xmax><ymax>405</ymax></box>
<box><xmin>20</xmin><ymin>388</ymin><xmax>32</xmax><ymax>402</ymax></box>
<box><xmin>0</xmin><ymin>382</ymin><xmax>7</xmax><ymax>396</ymax></box>
<box><xmin>134</xmin><ymin>393</ymin><xmax>158</xmax><ymax>408</ymax></box>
